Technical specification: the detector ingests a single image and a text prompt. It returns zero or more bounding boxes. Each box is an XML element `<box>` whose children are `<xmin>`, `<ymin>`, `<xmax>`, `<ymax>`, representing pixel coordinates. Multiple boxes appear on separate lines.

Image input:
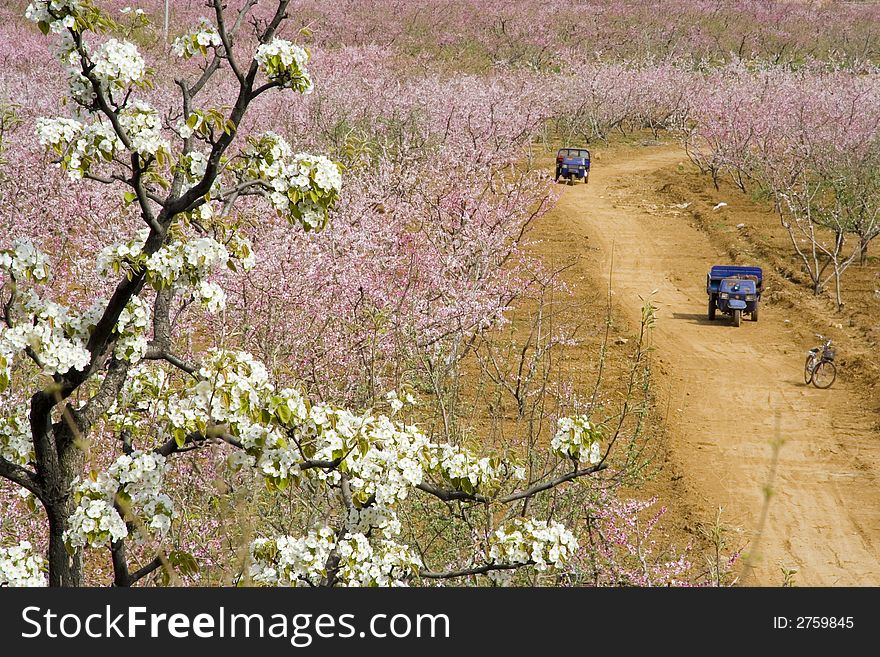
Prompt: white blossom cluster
<box><xmin>341</xmin><ymin>417</ymin><xmax>427</xmax><ymax>506</ymax></box>
<box><xmin>118</xmin><ymin>101</ymin><xmax>169</xmax><ymax>158</ymax></box>
<box><xmin>67</xmin><ymin>67</ymin><xmax>96</xmax><ymax>105</ymax></box>
<box><xmin>107</xmin><ymin>450</ymin><xmax>176</xmax><ymax>537</ymax></box>
<box><xmin>91</xmin><ymin>38</ymin><xmax>146</xmax><ymax>91</ymax></box>
<box><xmin>249</xmin><ymin>528</ymin><xmax>336</xmax><ymax>587</ymax></box>
<box><xmin>385</xmin><ymin>389</ymin><xmax>416</xmax><ymax>415</ymax></box>
<box><xmin>98</xmin><ymin>231</ymin><xmax>236</xmax><ymax>314</ymax></box>
<box><xmin>65</xmin><ymin>500</ymin><xmax>128</xmax><ymax>549</ymax></box>
<box><xmin>106</xmin><ymin>363</ymin><xmax>169</xmax><ymax>435</ymax></box>
<box><xmin>249</xmin><ymin>530</ymin><xmax>421</xmax><ymax>587</ymax></box>
<box><xmin>241</xmin><ymin>132</ymin><xmax>341</xmax><ymax>231</ymax></box>
<box><xmin>422</xmin><ymin>443</ymin><xmax>503</xmax><ymax>496</ymax></box>
<box><xmin>36</xmin><ymin>117</ymin><xmax>122</xmax><ymax>180</ymax></box>
<box><xmin>0</xmin><ymin>294</ymin><xmax>92</xmax><ymax>378</ymax></box>
<box><xmin>0</xmin><ymin>238</ymin><xmax>51</xmax><ymax>282</ymax></box>
<box><xmin>34</xmin><ymin>116</ymin><xmax>81</xmax><ymax>151</ymax></box>
<box><xmin>96</xmin><ymin>228</ymin><xmax>148</xmax><ymax>277</ymax></box>
<box><xmin>488</xmin><ymin>519</ymin><xmax>579</xmax><ymax>573</ymax></box>
<box><xmin>172</xmin><ymin>19</ymin><xmax>222</xmax><ymax>59</ymax></box>
<box><xmin>225</xmin><ymin>233</ymin><xmax>257</xmax><ymax>271</ymax></box>
<box><xmin>0</xmin><ymin>406</ymin><xmax>34</xmax><ymax>466</ymax></box>
<box><xmin>346</xmin><ymin>505</ymin><xmax>401</xmax><ymax>538</ymax></box>
<box><xmin>25</xmin><ymin>0</ymin><xmax>80</xmax><ymax>34</ymax></box>
<box><xmin>0</xmin><ymin>541</ymin><xmax>47</xmax><ymax>587</ymax></box>
<box><xmin>551</xmin><ymin>415</ymin><xmax>602</xmax><ymax>464</ymax></box>
<box><xmin>157</xmin><ymin>349</ymin><xmax>274</xmax><ymax>451</ymax></box>
<box><xmin>64</xmin><ymin>451</ymin><xmax>175</xmax><ymax>550</ymax></box>
<box><xmin>334</xmin><ymin>534</ymin><xmax>422</xmax><ymax>587</ymax></box>
<box><xmin>113</xmin><ymin>295</ymin><xmax>150</xmax><ymax>364</ymax></box>
<box><xmin>145</xmin><ymin>237</ymin><xmax>229</xmax><ymax>291</ymax></box>
<box><xmin>178</xmin><ymin>151</ymin><xmax>208</xmax><ymax>183</ymax></box>
<box><xmin>254</xmin><ymin>38</ymin><xmax>312</xmax><ymax>94</ymax></box>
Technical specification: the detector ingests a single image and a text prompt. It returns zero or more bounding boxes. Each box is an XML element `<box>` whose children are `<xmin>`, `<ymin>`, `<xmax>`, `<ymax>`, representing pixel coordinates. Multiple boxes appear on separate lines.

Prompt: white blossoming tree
<box><xmin>1</xmin><ymin>1</ymin><xmax>610</xmax><ymax>588</ymax></box>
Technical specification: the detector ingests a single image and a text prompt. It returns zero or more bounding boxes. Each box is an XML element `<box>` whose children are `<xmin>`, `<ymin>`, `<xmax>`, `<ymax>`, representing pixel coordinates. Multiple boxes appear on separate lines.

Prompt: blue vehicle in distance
<box><xmin>555</xmin><ymin>147</ymin><xmax>590</xmax><ymax>184</ymax></box>
<box><xmin>706</xmin><ymin>265</ymin><xmax>763</xmax><ymax>327</ymax></box>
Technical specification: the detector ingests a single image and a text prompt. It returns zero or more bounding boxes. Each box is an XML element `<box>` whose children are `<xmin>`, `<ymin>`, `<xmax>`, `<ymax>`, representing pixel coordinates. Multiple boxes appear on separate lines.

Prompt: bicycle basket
<box><xmin>823</xmin><ymin>346</ymin><xmax>836</xmax><ymax>361</ymax></box>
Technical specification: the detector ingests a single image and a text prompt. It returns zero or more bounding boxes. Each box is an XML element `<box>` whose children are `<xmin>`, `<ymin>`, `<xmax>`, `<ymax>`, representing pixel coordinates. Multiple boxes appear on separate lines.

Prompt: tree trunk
<box><xmin>47</xmin><ymin>502</ymin><xmax>82</xmax><ymax>586</ymax></box>
<box><xmin>43</xmin><ymin>425</ymin><xmax>86</xmax><ymax>587</ymax></box>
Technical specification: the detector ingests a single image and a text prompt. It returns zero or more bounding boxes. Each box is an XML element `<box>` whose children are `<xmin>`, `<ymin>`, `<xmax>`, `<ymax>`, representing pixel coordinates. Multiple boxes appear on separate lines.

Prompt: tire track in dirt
<box><xmin>550</xmin><ymin>144</ymin><xmax>880</xmax><ymax>586</ymax></box>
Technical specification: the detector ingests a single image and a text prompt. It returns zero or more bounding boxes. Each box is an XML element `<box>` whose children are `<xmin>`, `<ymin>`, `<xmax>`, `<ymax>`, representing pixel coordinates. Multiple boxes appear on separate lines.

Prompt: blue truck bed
<box><xmin>707</xmin><ymin>266</ymin><xmax>763</xmax><ymax>295</ymax></box>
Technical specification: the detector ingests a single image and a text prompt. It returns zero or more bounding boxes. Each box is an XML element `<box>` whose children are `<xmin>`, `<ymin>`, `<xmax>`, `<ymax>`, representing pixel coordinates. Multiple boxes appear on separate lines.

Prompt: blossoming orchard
<box><xmin>2</xmin><ymin>0</ymin><xmax>879</xmax><ymax>588</ymax></box>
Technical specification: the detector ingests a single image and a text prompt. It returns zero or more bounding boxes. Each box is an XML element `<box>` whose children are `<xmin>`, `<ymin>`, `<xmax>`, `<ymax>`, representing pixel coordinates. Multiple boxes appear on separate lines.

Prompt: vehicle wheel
<box><xmin>567</xmin><ymin>178</ymin><xmax>573</xmax><ymax>186</ymax></box>
<box><xmin>804</xmin><ymin>355</ymin><xmax>814</xmax><ymax>385</ymax></box>
<box><xmin>732</xmin><ymin>309</ymin><xmax>741</xmax><ymax>326</ymax></box>
<box><xmin>752</xmin><ymin>304</ymin><xmax>759</xmax><ymax>322</ymax></box>
<box><xmin>811</xmin><ymin>360</ymin><xmax>837</xmax><ymax>389</ymax></box>
<box><xmin>708</xmin><ymin>296</ymin><xmax>716</xmax><ymax>320</ymax></box>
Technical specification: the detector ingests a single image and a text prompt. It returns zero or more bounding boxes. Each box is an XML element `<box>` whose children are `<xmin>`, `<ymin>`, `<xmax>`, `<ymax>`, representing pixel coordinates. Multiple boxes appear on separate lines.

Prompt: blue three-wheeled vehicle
<box><xmin>706</xmin><ymin>265</ymin><xmax>763</xmax><ymax>327</ymax></box>
<box><xmin>555</xmin><ymin>147</ymin><xmax>590</xmax><ymax>184</ymax></box>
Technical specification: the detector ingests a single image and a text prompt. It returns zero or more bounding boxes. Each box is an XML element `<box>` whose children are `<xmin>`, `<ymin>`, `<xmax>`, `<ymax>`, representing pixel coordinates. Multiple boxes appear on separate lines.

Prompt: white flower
<box><xmin>0</xmin><ymin>406</ymin><xmax>34</xmax><ymax>466</ymax></box>
<box><xmin>26</xmin><ymin>0</ymin><xmax>82</xmax><ymax>35</ymax></box>
<box><xmin>196</xmin><ymin>280</ymin><xmax>227</xmax><ymax>313</ymax></box>
<box><xmin>250</xmin><ymin>528</ymin><xmax>336</xmax><ymax>586</ymax></box>
<box><xmin>65</xmin><ymin>450</ymin><xmax>175</xmax><ymax>550</ymax></box>
<box><xmin>255</xmin><ymin>38</ymin><xmax>312</xmax><ymax>93</ymax></box>
<box><xmin>35</xmin><ymin>117</ymin><xmax>82</xmax><ymax>147</ymax></box>
<box><xmin>0</xmin><ymin>541</ymin><xmax>46</xmax><ymax>587</ymax></box>
<box><xmin>92</xmin><ymin>39</ymin><xmax>145</xmax><ymax>88</ymax></box>
<box><xmin>172</xmin><ymin>19</ymin><xmax>222</xmax><ymax>59</ymax></box>
<box><xmin>0</xmin><ymin>239</ymin><xmax>51</xmax><ymax>282</ymax></box>
<box><xmin>489</xmin><ymin>519</ymin><xmax>578</xmax><ymax>575</ymax></box>
<box><xmin>118</xmin><ymin>101</ymin><xmax>168</xmax><ymax>157</ymax></box>
<box><xmin>551</xmin><ymin>415</ymin><xmax>601</xmax><ymax>464</ymax></box>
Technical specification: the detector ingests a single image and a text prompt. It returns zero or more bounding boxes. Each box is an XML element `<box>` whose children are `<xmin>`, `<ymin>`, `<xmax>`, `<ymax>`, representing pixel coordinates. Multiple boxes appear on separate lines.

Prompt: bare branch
<box><xmin>212</xmin><ymin>0</ymin><xmax>245</xmax><ymax>82</ymax></box>
<box><xmin>416</xmin><ymin>482</ymin><xmax>488</xmax><ymax>504</ymax></box>
<box><xmin>498</xmin><ymin>464</ymin><xmax>606</xmax><ymax>504</ymax></box>
<box><xmin>420</xmin><ymin>562</ymin><xmax>524</xmax><ymax>579</ymax></box>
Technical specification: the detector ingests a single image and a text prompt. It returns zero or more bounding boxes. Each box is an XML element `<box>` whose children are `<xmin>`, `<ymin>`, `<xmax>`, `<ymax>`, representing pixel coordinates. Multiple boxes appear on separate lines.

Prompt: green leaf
<box><xmin>123</xmin><ymin>191</ymin><xmax>137</xmax><ymax>205</ymax></box>
<box><xmin>173</xmin><ymin>427</ymin><xmax>187</xmax><ymax>448</ymax></box>
<box><xmin>38</xmin><ymin>21</ymin><xmax>50</xmax><ymax>35</ymax></box>
<box><xmin>169</xmin><ymin>551</ymin><xmax>200</xmax><ymax>577</ymax></box>
<box><xmin>276</xmin><ymin>403</ymin><xmax>292</xmax><ymax>425</ymax></box>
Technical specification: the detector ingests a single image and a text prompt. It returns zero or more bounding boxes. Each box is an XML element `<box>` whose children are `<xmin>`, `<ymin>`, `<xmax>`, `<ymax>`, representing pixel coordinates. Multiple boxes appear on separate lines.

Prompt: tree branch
<box><xmin>498</xmin><ymin>463</ymin><xmax>606</xmax><ymax>504</ymax></box>
<box><xmin>416</xmin><ymin>482</ymin><xmax>488</xmax><ymax>503</ymax></box>
<box><xmin>212</xmin><ymin>0</ymin><xmax>245</xmax><ymax>82</ymax></box>
<box><xmin>155</xmin><ymin>429</ymin><xmax>242</xmax><ymax>457</ymax></box>
<box><xmin>420</xmin><ymin>561</ymin><xmax>525</xmax><ymax>579</ymax></box>
<box><xmin>143</xmin><ymin>346</ymin><xmax>199</xmax><ymax>376</ymax></box>
<box><xmin>0</xmin><ymin>455</ymin><xmax>42</xmax><ymax>498</ymax></box>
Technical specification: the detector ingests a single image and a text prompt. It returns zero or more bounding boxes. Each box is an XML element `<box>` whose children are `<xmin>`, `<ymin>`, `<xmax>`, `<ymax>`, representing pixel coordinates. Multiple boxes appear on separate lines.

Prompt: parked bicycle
<box><xmin>804</xmin><ymin>335</ymin><xmax>837</xmax><ymax>389</ymax></box>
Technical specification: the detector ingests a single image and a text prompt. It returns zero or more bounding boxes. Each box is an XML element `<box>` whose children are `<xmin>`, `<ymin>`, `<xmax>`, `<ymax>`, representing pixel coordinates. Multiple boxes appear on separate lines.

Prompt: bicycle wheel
<box><xmin>811</xmin><ymin>360</ymin><xmax>837</xmax><ymax>389</ymax></box>
<box><xmin>804</xmin><ymin>355</ymin><xmax>814</xmax><ymax>385</ymax></box>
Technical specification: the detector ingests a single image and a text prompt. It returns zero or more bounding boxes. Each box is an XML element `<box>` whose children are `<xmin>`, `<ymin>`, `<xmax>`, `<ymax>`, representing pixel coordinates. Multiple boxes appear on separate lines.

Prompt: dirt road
<box><xmin>550</xmin><ymin>144</ymin><xmax>880</xmax><ymax>585</ymax></box>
